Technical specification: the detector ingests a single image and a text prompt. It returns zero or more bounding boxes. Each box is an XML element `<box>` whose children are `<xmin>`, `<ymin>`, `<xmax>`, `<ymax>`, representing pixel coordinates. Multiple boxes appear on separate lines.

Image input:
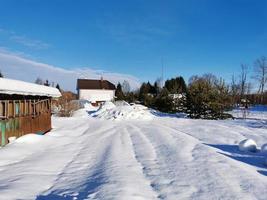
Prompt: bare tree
<box><xmin>246</xmin><ymin>82</ymin><xmax>252</xmax><ymax>95</ymax></box>
<box><xmin>253</xmin><ymin>56</ymin><xmax>267</xmax><ymax>102</ymax></box>
<box><xmin>239</xmin><ymin>64</ymin><xmax>248</xmax><ymax>99</ymax></box>
<box><xmin>156</xmin><ymin>77</ymin><xmax>163</xmax><ymax>89</ymax></box>
<box><xmin>231</xmin><ymin>74</ymin><xmax>239</xmax><ymax>104</ymax></box>
<box><xmin>121</xmin><ymin>80</ymin><xmax>131</xmax><ymax>94</ymax></box>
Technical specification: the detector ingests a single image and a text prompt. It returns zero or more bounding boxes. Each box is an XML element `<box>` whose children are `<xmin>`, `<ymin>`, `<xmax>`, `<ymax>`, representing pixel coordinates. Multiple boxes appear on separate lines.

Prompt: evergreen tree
<box><xmin>139</xmin><ymin>82</ymin><xmax>149</xmax><ymax>101</ymax></box>
<box><xmin>44</xmin><ymin>80</ymin><xmax>50</xmax><ymax>86</ymax></box>
<box><xmin>153</xmin><ymin>81</ymin><xmax>160</xmax><ymax>96</ymax></box>
<box><xmin>115</xmin><ymin>83</ymin><xmax>125</xmax><ymax>100</ymax></box>
<box><xmin>186</xmin><ymin>74</ymin><xmax>232</xmax><ymax>119</ymax></box>
<box><xmin>56</xmin><ymin>83</ymin><xmax>61</xmax><ymax>91</ymax></box>
<box><xmin>125</xmin><ymin>92</ymin><xmax>137</xmax><ymax>103</ymax></box>
<box><xmin>165</xmin><ymin>76</ymin><xmax>187</xmax><ymax>94</ymax></box>
<box><xmin>154</xmin><ymin>88</ymin><xmax>173</xmax><ymax>113</ymax></box>
<box><xmin>138</xmin><ymin>82</ymin><xmax>156</xmax><ymax>106</ymax></box>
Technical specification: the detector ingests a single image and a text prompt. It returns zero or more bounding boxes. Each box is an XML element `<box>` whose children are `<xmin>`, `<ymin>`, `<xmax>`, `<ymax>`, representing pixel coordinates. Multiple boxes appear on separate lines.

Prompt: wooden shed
<box><xmin>0</xmin><ymin>78</ymin><xmax>61</xmax><ymax>146</ymax></box>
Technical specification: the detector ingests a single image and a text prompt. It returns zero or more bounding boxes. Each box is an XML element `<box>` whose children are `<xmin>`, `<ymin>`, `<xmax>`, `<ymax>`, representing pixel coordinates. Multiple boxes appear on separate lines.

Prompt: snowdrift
<box><xmin>261</xmin><ymin>143</ymin><xmax>267</xmax><ymax>155</ymax></box>
<box><xmin>91</xmin><ymin>102</ymin><xmax>154</xmax><ymax>120</ymax></box>
<box><xmin>238</xmin><ymin>139</ymin><xmax>258</xmax><ymax>152</ymax></box>
<box><xmin>229</xmin><ymin>105</ymin><xmax>267</xmax><ymax>120</ymax></box>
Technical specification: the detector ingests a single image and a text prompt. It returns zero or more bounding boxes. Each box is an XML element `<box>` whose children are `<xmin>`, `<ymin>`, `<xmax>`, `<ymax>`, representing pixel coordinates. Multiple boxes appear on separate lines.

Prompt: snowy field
<box><xmin>230</xmin><ymin>105</ymin><xmax>267</xmax><ymax>120</ymax></box>
<box><xmin>1</xmin><ymin>103</ymin><xmax>267</xmax><ymax>200</ymax></box>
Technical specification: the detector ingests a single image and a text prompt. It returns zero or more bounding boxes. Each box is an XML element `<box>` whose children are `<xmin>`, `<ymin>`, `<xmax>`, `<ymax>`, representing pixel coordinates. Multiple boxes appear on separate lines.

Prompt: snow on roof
<box><xmin>0</xmin><ymin>78</ymin><xmax>61</xmax><ymax>97</ymax></box>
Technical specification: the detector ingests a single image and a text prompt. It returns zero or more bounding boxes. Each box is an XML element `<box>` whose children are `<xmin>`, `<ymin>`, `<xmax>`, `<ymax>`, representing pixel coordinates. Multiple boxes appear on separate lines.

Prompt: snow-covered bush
<box><xmin>261</xmin><ymin>143</ymin><xmax>267</xmax><ymax>155</ymax></box>
<box><xmin>238</xmin><ymin>139</ymin><xmax>257</xmax><ymax>152</ymax></box>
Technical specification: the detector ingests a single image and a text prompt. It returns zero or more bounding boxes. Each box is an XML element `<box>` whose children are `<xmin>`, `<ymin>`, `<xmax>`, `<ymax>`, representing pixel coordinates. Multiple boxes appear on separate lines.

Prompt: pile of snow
<box><xmin>14</xmin><ymin>134</ymin><xmax>44</xmax><ymax>144</ymax></box>
<box><xmin>238</xmin><ymin>139</ymin><xmax>258</xmax><ymax>152</ymax></box>
<box><xmin>100</xmin><ymin>101</ymin><xmax>116</xmax><ymax>110</ymax></box>
<box><xmin>261</xmin><ymin>143</ymin><xmax>267</xmax><ymax>155</ymax></box>
<box><xmin>114</xmin><ymin>100</ymin><xmax>130</xmax><ymax>106</ymax></box>
<box><xmin>8</xmin><ymin>137</ymin><xmax>16</xmax><ymax>143</ymax></box>
<box><xmin>91</xmin><ymin>102</ymin><xmax>153</xmax><ymax>120</ymax></box>
<box><xmin>71</xmin><ymin>100</ymin><xmax>99</xmax><ymax>118</ymax></box>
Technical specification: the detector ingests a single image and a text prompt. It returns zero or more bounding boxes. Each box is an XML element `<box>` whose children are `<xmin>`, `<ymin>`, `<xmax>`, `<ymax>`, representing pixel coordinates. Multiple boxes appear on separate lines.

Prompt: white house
<box><xmin>77</xmin><ymin>79</ymin><xmax>116</xmax><ymax>105</ymax></box>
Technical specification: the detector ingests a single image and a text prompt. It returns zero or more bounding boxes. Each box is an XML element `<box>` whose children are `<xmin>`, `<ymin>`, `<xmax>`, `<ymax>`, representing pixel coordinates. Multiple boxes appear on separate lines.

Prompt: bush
<box><xmin>52</xmin><ymin>91</ymin><xmax>79</xmax><ymax>117</ymax></box>
<box><xmin>186</xmin><ymin>74</ymin><xmax>233</xmax><ymax>119</ymax></box>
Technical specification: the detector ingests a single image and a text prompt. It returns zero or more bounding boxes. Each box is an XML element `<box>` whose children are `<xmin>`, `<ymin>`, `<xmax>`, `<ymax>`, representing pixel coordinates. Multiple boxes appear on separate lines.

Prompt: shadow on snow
<box><xmin>205</xmin><ymin>143</ymin><xmax>267</xmax><ymax>176</ymax></box>
<box><xmin>36</xmin><ymin>141</ymin><xmax>113</xmax><ymax>200</ymax></box>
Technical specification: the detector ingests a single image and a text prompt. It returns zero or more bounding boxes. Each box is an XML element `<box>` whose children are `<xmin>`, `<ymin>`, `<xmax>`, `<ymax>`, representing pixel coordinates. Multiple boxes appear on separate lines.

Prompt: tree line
<box><xmin>115</xmin><ymin>74</ymin><xmax>231</xmax><ymax>119</ymax></box>
<box><xmin>115</xmin><ymin>56</ymin><xmax>267</xmax><ymax>119</ymax></box>
<box><xmin>34</xmin><ymin>77</ymin><xmax>61</xmax><ymax>91</ymax></box>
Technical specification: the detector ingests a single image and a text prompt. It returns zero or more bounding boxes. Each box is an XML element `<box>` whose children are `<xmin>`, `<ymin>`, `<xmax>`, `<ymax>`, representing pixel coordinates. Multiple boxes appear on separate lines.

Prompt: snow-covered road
<box><xmin>0</xmin><ymin>110</ymin><xmax>267</xmax><ymax>200</ymax></box>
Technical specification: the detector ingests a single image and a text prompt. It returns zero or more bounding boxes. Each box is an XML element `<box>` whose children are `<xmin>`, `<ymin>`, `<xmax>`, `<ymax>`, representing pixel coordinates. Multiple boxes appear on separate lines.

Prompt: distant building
<box><xmin>77</xmin><ymin>79</ymin><xmax>116</xmax><ymax>105</ymax></box>
<box><xmin>0</xmin><ymin>78</ymin><xmax>61</xmax><ymax>146</ymax></box>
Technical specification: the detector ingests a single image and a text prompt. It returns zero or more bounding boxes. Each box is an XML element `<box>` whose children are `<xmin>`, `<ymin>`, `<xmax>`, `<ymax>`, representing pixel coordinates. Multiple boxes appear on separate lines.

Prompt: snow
<box><xmin>91</xmin><ymin>102</ymin><xmax>154</xmax><ymax>120</ymax></box>
<box><xmin>114</xmin><ymin>100</ymin><xmax>130</xmax><ymax>106</ymax></box>
<box><xmin>230</xmin><ymin>105</ymin><xmax>267</xmax><ymax>120</ymax></box>
<box><xmin>1</xmin><ymin>104</ymin><xmax>267</xmax><ymax>199</ymax></box>
<box><xmin>261</xmin><ymin>143</ymin><xmax>267</xmax><ymax>155</ymax></box>
<box><xmin>238</xmin><ymin>139</ymin><xmax>258</xmax><ymax>152</ymax></box>
<box><xmin>0</xmin><ymin>77</ymin><xmax>61</xmax><ymax>97</ymax></box>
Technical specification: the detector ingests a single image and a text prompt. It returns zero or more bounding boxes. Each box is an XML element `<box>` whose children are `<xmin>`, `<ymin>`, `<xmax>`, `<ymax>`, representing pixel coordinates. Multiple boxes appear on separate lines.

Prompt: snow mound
<box><xmin>72</xmin><ymin>102</ymin><xmax>99</xmax><ymax>118</ymax></box>
<box><xmin>92</xmin><ymin>103</ymin><xmax>153</xmax><ymax>121</ymax></box>
<box><xmin>84</xmin><ymin>102</ymin><xmax>98</xmax><ymax>111</ymax></box>
<box><xmin>72</xmin><ymin>109</ymin><xmax>89</xmax><ymax>118</ymax></box>
<box><xmin>238</xmin><ymin>139</ymin><xmax>258</xmax><ymax>152</ymax></box>
<box><xmin>14</xmin><ymin>134</ymin><xmax>43</xmax><ymax>144</ymax></box>
<box><xmin>100</xmin><ymin>101</ymin><xmax>116</xmax><ymax>110</ymax></box>
<box><xmin>114</xmin><ymin>100</ymin><xmax>130</xmax><ymax>106</ymax></box>
<box><xmin>261</xmin><ymin>143</ymin><xmax>267</xmax><ymax>155</ymax></box>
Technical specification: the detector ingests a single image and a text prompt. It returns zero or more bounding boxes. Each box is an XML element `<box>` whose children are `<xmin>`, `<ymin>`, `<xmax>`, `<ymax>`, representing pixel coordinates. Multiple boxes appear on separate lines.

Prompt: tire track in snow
<box><xmin>85</xmin><ymin>126</ymin><xmax>158</xmax><ymax>200</ymax></box>
<box><xmin>36</xmin><ymin>122</ymin><xmax>118</xmax><ymax>199</ymax></box>
<box><xmin>128</xmin><ymin>123</ymin><xmax>199</xmax><ymax>200</ymax></box>
<box><xmin>154</xmin><ymin>122</ymin><xmax>261</xmax><ymax>200</ymax></box>
<box><xmin>39</xmin><ymin>122</ymin><xmax>158</xmax><ymax>200</ymax></box>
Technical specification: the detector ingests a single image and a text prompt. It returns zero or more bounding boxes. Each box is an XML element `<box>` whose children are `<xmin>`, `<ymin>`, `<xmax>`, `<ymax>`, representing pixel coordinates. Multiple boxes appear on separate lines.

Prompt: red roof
<box><xmin>77</xmin><ymin>79</ymin><xmax>116</xmax><ymax>90</ymax></box>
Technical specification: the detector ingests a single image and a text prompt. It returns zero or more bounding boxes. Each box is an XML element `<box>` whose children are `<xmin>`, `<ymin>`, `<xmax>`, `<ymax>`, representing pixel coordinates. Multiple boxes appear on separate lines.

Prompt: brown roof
<box><xmin>77</xmin><ymin>79</ymin><xmax>116</xmax><ymax>90</ymax></box>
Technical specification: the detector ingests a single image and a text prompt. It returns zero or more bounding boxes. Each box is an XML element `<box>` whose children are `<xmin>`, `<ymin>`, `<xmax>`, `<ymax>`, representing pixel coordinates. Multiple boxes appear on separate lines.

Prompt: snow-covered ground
<box><xmin>230</xmin><ymin>105</ymin><xmax>267</xmax><ymax>120</ymax></box>
<box><xmin>1</xmin><ymin>103</ymin><xmax>267</xmax><ymax>200</ymax></box>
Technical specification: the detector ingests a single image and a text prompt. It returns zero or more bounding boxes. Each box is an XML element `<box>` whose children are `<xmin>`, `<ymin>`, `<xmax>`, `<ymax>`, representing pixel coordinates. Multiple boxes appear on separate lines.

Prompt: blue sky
<box><xmin>0</xmin><ymin>0</ymin><xmax>267</xmax><ymax>84</ymax></box>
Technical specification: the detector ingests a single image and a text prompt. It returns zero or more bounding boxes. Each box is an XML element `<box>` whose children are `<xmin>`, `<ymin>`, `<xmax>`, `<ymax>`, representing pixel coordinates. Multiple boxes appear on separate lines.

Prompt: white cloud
<box><xmin>0</xmin><ymin>28</ymin><xmax>50</xmax><ymax>50</ymax></box>
<box><xmin>10</xmin><ymin>35</ymin><xmax>50</xmax><ymax>49</ymax></box>
<box><xmin>0</xmin><ymin>51</ymin><xmax>140</xmax><ymax>92</ymax></box>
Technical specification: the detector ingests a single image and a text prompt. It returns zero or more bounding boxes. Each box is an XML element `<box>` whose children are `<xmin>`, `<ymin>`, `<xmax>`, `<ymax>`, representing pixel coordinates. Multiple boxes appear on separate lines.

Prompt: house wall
<box><xmin>78</xmin><ymin>89</ymin><xmax>115</xmax><ymax>103</ymax></box>
<box><xmin>0</xmin><ymin>97</ymin><xmax>52</xmax><ymax>146</ymax></box>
